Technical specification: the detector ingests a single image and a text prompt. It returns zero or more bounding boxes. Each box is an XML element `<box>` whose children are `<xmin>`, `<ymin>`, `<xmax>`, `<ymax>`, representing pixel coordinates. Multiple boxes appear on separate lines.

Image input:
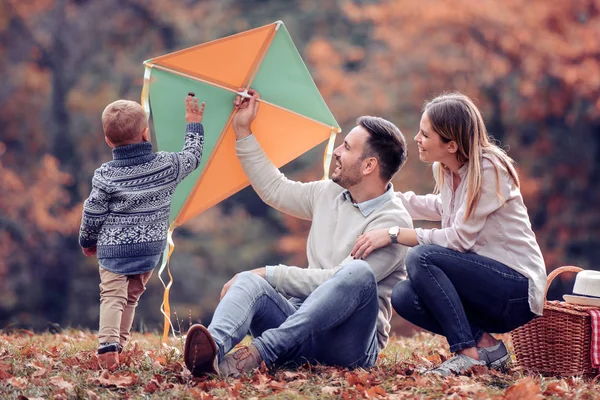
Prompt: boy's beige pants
<box><xmin>98</xmin><ymin>267</ymin><xmax>153</xmax><ymax>345</ymax></box>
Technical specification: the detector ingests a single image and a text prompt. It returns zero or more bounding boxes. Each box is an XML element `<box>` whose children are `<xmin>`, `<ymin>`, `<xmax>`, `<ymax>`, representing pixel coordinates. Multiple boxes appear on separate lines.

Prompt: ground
<box><xmin>0</xmin><ymin>330</ymin><xmax>598</xmax><ymax>399</ymax></box>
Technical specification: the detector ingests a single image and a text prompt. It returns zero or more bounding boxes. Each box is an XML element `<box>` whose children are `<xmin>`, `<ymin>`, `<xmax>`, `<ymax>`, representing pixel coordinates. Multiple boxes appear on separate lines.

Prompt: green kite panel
<box><xmin>148</xmin><ymin>68</ymin><xmax>235</xmax><ymax>222</ymax></box>
<box><xmin>252</xmin><ymin>24</ymin><xmax>339</xmax><ymax>129</ymax></box>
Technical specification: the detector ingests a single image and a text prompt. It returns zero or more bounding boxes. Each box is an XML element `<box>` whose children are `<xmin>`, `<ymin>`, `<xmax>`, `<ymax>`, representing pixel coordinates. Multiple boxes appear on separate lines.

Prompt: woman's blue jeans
<box><xmin>207</xmin><ymin>261</ymin><xmax>380</xmax><ymax>368</ymax></box>
<box><xmin>392</xmin><ymin>245</ymin><xmax>534</xmax><ymax>353</ymax></box>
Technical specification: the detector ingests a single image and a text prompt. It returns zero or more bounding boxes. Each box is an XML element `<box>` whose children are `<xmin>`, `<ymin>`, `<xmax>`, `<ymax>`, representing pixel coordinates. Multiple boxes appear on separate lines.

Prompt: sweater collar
<box><xmin>341</xmin><ymin>183</ymin><xmax>395</xmax><ymax>217</ymax></box>
<box><xmin>112</xmin><ymin>142</ymin><xmax>153</xmax><ymax>160</ymax></box>
<box><xmin>110</xmin><ymin>142</ymin><xmax>155</xmax><ymax>167</ymax></box>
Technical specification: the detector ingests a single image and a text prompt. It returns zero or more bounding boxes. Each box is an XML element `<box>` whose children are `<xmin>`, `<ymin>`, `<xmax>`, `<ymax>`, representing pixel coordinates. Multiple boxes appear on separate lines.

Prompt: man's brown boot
<box><xmin>218</xmin><ymin>344</ymin><xmax>262</xmax><ymax>377</ymax></box>
<box><xmin>184</xmin><ymin>324</ymin><xmax>219</xmax><ymax>377</ymax></box>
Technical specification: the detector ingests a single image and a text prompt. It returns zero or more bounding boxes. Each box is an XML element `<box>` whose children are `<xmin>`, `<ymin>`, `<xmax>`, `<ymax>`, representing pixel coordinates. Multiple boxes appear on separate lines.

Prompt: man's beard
<box><xmin>331</xmin><ymin>161</ymin><xmax>362</xmax><ymax>189</ymax></box>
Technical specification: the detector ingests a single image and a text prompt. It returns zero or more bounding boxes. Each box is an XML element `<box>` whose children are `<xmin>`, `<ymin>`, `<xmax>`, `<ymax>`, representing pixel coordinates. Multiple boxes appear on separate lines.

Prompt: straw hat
<box><xmin>563</xmin><ymin>269</ymin><xmax>600</xmax><ymax>307</ymax></box>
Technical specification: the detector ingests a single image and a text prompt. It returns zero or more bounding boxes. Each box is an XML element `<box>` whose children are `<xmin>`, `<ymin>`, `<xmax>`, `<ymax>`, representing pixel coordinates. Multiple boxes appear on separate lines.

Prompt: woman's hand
<box><xmin>352</xmin><ymin>228</ymin><xmax>392</xmax><ymax>260</ymax></box>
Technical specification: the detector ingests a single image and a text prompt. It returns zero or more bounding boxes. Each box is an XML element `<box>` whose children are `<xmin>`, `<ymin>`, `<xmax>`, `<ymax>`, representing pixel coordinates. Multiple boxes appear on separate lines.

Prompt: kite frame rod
<box><xmin>144</xmin><ymin>63</ymin><xmax>342</xmax><ymax>134</ymax></box>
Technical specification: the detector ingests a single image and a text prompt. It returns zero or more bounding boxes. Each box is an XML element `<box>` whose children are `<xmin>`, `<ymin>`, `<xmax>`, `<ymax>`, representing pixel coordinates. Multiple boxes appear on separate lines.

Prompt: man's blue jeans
<box><xmin>392</xmin><ymin>245</ymin><xmax>534</xmax><ymax>353</ymax></box>
<box><xmin>207</xmin><ymin>261</ymin><xmax>380</xmax><ymax>368</ymax></box>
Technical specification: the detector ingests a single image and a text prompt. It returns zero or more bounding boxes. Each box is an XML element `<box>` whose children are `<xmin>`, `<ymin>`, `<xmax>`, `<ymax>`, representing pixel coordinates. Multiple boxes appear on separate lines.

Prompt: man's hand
<box><xmin>82</xmin><ymin>246</ymin><xmax>97</xmax><ymax>257</ymax></box>
<box><xmin>220</xmin><ymin>267</ymin><xmax>266</xmax><ymax>300</ymax></box>
<box><xmin>232</xmin><ymin>89</ymin><xmax>260</xmax><ymax>140</ymax></box>
<box><xmin>185</xmin><ymin>93</ymin><xmax>205</xmax><ymax>124</ymax></box>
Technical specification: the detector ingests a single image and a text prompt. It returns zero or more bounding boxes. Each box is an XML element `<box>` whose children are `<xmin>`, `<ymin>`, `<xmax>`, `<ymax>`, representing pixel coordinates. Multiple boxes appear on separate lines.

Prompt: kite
<box><xmin>141</xmin><ymin>21</ymin><xmax>341</xmax><ymax>342</ymax></box>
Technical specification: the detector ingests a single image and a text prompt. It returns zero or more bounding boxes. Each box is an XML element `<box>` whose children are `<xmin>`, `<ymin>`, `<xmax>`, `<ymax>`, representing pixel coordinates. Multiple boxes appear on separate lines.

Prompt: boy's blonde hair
<box><xmin>102</xmin><ymin>100</ymin><xmax>148</xmax><ymax>146</ymax></box>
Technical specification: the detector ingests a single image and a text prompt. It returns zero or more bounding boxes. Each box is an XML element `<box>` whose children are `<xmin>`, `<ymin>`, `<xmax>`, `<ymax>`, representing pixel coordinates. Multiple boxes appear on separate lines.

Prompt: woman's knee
<box><xmin>405</xmin><ymin>245</ymin><xmax>440</xmax><ymax>278</ymax></box>
<box><xmin>391</xmin><ymin>280</ymin><xmax>414</xmax><ymax>317</ymax></box>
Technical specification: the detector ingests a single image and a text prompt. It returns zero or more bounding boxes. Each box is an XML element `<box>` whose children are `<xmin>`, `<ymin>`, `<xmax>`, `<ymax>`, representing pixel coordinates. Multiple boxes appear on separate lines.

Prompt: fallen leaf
<box><xmin>49</xmin><ymin>375</ymin><xmax>74</xmax><ymax>391</ymax></box>
<box><xmin>504</xmin><ymin>377</ymin><xmax>541</xmax><ymax>400</ymax></box>
<box><xmin>87</xmin><ymin>370</ymin><xmax>139</xmax><ymax>388</ymax></box>
<box><xmin>27</xmin><ymin>362</ymin><xmax>47</xmax><ymax>378</ymax></box>
<box><xmin>0</xmin><ymin>368</ymin><xmax>13</xmax><ymax>380</ymax></box>
<box><xmin>281</xmin><ymin>370</ymin><xmax>303</xmax><ymax>380</ymax></box>
<box><xmin>321</xmin><ymin>386</ymin><xmax>341</xmax><ymax>395</ymax></box>
<box><xmin>85</xmin><ymin>390</ymin><xmax>100</xmax><ymax>400</ymax></box>
<box><xmin>144</xmin><ymin>380</ymin><xmax>160</xmax><ymax>394</ymax></box>
<box><xmin>8</xmin><ymin>377</ymin><xmax>27</xmax><ymax>389</ymax></box>
<box><xmin>345</xmin><ymin>371</ymin><xmax>365</xmax><ymax>387</ymax></box>
<box><xmin>367</xmin><ymin>385</ymin><xmax>387</xmax><ymax>397</ymax></box>
<box><xmin>268</xmin><ymin>380</ymin><xmax>287</xmax><ymax>390</ymax></box>
<box><xmin>543</xmin><ymin>380</ymin><xmax>569</xmax><ymax>397</ymax></box>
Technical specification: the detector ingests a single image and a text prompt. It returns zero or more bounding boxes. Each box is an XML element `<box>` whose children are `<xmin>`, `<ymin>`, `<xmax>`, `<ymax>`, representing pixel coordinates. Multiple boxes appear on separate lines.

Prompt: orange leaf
<box><xmin>543</xmin><ymin>380</ymin><xmax>569</xmax><ymax>397</ymax></box>
<box><xmin>49</xmin><ymin>375</ymin><xmax>74</xmax><ymax>391</ymax></box>
<box><xmin>321</xmin><ymin>386</ymin><xmax>341</xmax><ymax>395</ymax></box>
<box><xmin>88</xmin><ymin>370</ymin><xmax>139</xmax><ymax>388</ymax></box>
<box><xmin>504</xmin><ymin>377</ymin><xmax>542</xmax><ymax>400</ymax></box>
<box><xmin>367</xmin><ymin>385</ymin><xmax>387</xmax><ymax>398</ymax></box>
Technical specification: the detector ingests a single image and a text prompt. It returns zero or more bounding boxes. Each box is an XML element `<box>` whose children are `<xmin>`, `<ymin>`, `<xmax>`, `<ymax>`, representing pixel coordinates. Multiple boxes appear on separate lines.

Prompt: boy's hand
<box><xmin>82</xmin><ymin>246</ymin><xmax>97</xmax><ymax>257</ymax></box>
<box><xmin>185</xmin><ymin>93</ymin><xmax>205</xmax><ymax>124</ymax></box>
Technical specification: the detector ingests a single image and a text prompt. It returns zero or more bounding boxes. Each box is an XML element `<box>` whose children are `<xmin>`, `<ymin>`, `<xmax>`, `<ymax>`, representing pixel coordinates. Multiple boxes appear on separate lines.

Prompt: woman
<box><xmin>352</xmin><ymin>93</ymin><xmax>547</xmax><ymax>375</ymax></box>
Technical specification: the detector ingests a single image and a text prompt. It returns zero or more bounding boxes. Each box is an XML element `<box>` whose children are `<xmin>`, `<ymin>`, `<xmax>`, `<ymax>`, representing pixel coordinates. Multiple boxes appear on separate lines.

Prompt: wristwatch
<box><xmin>388</xmin><ymin>226</ymin><xmax>400</xmax><ymax>244</ymax></box>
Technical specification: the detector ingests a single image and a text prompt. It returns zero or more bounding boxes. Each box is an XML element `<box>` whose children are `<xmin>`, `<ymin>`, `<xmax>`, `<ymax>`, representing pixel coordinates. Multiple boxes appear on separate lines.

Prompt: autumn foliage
<box><xmin>0</xmin><ymin>0</ymin><xmax>599</xmax><ymax>330</ymax></box>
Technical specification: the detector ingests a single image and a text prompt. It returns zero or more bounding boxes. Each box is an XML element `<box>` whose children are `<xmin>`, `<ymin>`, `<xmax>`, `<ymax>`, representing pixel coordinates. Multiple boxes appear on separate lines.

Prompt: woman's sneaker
<box><xmin>427</xmin><ymin>354</ymin><xmax>486</xmax><ymax>376</ymax></box>
<box><xmin>477</xmin><ymin>340</ymin><xmax>510</xmax><ymax>371</ymax></box>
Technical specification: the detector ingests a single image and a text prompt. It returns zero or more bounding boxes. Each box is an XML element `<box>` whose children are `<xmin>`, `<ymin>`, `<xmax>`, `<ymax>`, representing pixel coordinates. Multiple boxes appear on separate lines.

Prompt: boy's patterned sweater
<box><xmin>79</xmin><ymin>123</ymin><xmax>203</xmax><ymax>266</ymax></box>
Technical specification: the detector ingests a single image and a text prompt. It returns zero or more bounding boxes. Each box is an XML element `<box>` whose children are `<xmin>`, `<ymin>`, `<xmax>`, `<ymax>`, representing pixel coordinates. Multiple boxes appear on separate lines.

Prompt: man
<box><xmin>184</xmin><ymin>89</ymin><xmax>413</xmax><ymax>377</ymax></box>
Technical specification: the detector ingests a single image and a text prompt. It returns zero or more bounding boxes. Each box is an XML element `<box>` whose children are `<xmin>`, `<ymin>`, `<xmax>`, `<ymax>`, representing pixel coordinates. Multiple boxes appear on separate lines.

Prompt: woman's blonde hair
<box><xmin>424</xmin><ymin>92</ymin><xmax>519</xmax><ymax>220</ymax></box>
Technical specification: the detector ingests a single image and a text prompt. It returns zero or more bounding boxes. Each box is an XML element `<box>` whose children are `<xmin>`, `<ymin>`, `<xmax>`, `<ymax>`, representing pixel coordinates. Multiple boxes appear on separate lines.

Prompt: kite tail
<box><xmin>141</xmin><ymin>65</ymin><xmax>153</xmax><ymax>121</ymax></box>
<box><xmin>158</xmin><ymin>226</ymin><xmax>177</xmax><ymax>344</ymax></box>
<box><xmin>322</xmin><ymin>127</ymin><xmax>340</xmax><ymax>180</ymax></box>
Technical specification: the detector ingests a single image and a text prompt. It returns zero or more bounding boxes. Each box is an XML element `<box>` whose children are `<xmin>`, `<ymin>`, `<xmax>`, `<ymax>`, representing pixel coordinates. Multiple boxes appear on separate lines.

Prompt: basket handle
<box><xmin>545</xmin><ymin>265</ymin><xmax>583</xmax><ymax>300</ymax></box>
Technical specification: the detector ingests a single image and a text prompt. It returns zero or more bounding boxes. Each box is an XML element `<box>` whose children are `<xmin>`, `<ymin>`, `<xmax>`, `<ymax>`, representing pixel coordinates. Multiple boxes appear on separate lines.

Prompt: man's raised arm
<box><xmin>233</xmin><ymin>89</ymin><xmax>326</xmax><ymax>221</ymax></box>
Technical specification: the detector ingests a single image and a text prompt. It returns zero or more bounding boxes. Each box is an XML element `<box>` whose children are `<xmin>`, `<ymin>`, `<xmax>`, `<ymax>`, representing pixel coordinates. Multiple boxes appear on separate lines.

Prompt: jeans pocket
<box><xmin>502</xmin><ymin>297</ymin><xmax>534</xmax><ymax>331</ymax></box>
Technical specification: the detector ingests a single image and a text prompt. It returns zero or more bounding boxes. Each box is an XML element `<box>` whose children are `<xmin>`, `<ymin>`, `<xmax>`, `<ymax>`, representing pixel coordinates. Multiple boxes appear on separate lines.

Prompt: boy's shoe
<box><xmin>477</xmin><ymin>340</ymin><xmax>510</xmax><ymax>371</ymax></box>
<box><xmin>427</xmin><ymin>354</ymin><xmax>486</xmax><ymax>376</ymax></box>
<box><xmin>98</xmin><ymin>342</ymin><xmax>120</xmax><ymax>371</ymax></box>
<box><xmin>184</xmin><ymin>324</ymin><xmax>219</xmax><ymax>377</ymax></box>
<box><xmin>218</xmin><ymin>344</ymin><xmax>262</xmax><ymax>377</ymax></box>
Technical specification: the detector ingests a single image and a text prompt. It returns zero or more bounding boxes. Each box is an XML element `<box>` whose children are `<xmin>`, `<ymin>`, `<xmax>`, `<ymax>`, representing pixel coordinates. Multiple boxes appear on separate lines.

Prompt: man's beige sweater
<box><xmin>236</xmin><ymin>136</ymin><xmax>413</xmax><ymax>350</ymax></box>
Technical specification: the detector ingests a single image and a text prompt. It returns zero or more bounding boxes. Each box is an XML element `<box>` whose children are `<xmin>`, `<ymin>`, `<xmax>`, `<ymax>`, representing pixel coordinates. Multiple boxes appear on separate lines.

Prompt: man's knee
<box><xmin>337</xmin><ymin>260</ymin><xmax>376</xmax><ymax>288</ymax></box>
<box><xmin>234</xmin><ymin>271</ymin><xmax>271</xmax><ymax>290</ymax></box>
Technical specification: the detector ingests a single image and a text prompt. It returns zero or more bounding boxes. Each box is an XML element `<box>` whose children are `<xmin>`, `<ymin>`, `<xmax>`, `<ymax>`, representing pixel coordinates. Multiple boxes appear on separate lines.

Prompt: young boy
<box><xmin>79</xmin><ymin>94</ymin><xmax>205</xmax><ymax>370</ymax></box>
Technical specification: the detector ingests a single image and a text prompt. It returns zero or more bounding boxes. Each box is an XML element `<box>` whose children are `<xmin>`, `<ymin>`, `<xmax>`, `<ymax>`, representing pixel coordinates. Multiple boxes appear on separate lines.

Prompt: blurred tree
<box><xmin>302</xmin><ymin>0</ymin><xmax>600</xmax><ymax>276</ymax></box>
<box><xmin>0</xmin><ymin>0</ymin><xmax>313</xmax><ymax>330</ymax></box>
<box><xmin>1</xmin><ymin>0</ymin><xmax>598</xmax><ymax>332</ymax></box>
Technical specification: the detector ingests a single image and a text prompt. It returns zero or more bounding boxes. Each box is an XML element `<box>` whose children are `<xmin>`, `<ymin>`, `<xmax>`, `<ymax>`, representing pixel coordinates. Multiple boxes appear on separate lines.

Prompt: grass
<box><xmin>0</xmin><ymin>329</ymin><xmax>598</xmax><ymax>399</ymax></box>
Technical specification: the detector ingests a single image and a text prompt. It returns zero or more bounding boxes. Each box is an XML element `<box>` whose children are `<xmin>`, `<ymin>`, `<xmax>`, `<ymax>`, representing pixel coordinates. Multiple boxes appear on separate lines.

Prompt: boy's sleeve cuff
<box><xmin>186</xmin><ymin>122</ymin><xmax>204</xmax><ymax>134</ymax></box>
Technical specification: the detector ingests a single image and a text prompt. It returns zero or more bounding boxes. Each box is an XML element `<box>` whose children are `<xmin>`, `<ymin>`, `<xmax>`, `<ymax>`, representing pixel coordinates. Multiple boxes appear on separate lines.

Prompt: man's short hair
<box><xmin>102</xmin><ymin>100</ymin><xmax>148</xmax><ymax>146</ymax></box>
<box><xmin>357</xmin><ymin>116</ymin><xmax>407</xmax><ymax>181</ymax></box>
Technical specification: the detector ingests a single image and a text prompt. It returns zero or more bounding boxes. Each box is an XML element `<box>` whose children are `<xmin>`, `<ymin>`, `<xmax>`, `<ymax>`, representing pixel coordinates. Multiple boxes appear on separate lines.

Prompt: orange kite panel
<box><xmin>150</xmin><ymin>24</ymin><xmax>274</xmax><ymax>89</ymax></box>
<box><xmin>175</xmin><ymin>103</ymin><xmax>333</xmax><ymax>226</ymax></box>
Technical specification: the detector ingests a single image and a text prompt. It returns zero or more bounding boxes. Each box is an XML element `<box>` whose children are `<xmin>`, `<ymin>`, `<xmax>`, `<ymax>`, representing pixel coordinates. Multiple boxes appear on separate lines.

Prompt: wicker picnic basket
<box><xmin>512</xmin><ymin>266</ymin><xmax>599</xmax><ymax>376</ymax></box>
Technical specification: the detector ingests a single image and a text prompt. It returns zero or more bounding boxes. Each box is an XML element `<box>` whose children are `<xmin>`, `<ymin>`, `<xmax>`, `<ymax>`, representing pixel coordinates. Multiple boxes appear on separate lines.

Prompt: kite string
<box><xmin>141</xmin><ymin>65</ymin><xmax>179</xmax><ymax>347</ymax></box>
<box><xmin>322</xmin><ymin>129</ymin><xmax>337</xmax><ymax>180</ymax></box>
<box><xmin>158</xmin><ymin>226</ymin><xmax>178</xmax><ymax>344</ymax></box>
<box><xmin>141</xmin><ymin>65</ymin><xmax>153</xmax><ymax>121</ymax></box>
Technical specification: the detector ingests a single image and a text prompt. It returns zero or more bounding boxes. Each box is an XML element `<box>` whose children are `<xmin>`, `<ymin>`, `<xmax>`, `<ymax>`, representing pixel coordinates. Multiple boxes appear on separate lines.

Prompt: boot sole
<box><xmin>184</xmin><ymin>325</ymin><xmax>218</xmax><ymax>376</ymax></box>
